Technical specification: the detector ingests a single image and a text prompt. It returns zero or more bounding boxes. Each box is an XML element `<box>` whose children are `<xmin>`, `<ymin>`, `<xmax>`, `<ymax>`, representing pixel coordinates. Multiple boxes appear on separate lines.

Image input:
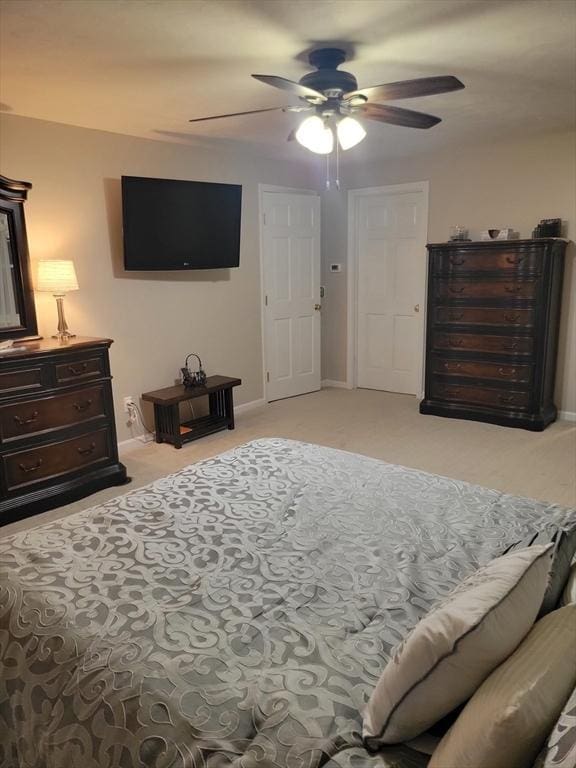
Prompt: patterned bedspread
<box><xmin>1</xmin><ymin>438</ymin><xmax>574</xmax><ymax>768</ymax></box>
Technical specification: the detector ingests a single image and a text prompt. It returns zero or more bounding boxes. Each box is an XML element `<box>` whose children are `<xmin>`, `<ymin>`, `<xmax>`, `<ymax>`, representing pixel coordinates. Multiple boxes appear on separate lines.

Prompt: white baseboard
<box><xmin>235</xmin><ymin>397</ymin><xmax>267</xmax><ymax>414</ymax></box>
<box><xmin>321</xmin><ymin>379</ymin><xmax>352</xmax><ymax>390</ymax></box>
<box><xmin>118</xmin><ymin>435</ymin><xmax>151</xmax><ymax>454</ymax></box>
<box><xmin>559</xmin><ymin>410</ymin><xmax>576</xmax><ymax>422</ymax></box>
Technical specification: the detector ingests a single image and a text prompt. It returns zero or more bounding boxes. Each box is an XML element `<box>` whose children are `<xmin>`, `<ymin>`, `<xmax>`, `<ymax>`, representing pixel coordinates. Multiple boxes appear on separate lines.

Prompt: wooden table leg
<box><xmin>171</xmin><ymin>403</ymin><xmax>182</xmax><ymax>448</ymax></box>
<box><xmin>153</xmin><ymin>404</ymin><xmax>163</xmax><ymax>443</ymax></box>
<box><xmin>224</xmin><ymin>387</ymin><xmax>235</xmax><ymax>429</ymax></box>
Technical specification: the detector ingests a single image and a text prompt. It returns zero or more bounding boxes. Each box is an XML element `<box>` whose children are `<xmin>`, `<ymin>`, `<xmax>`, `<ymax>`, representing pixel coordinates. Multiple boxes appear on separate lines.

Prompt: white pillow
<box><xmin>363</xmin><ymin>544</ymin><xmax>554</xmax><ymax>748</ymax></box>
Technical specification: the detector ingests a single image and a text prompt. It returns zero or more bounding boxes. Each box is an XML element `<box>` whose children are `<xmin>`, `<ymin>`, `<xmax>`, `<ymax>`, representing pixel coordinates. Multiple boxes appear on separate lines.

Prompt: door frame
<box><xmin>258</xmin><ymin>184</ymin><xmax>321</xmax><ymax>403</ymax></box>
<box><xmin>346</xmin><ymin>181</ymin><xmax>430</xmax><ymax>395</ymax></box>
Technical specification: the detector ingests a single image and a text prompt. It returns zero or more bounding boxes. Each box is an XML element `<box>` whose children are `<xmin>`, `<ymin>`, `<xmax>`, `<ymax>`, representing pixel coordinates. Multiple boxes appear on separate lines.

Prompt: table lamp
<box><xmin>37</xmin><ymin>259</ymin><xmax>79</xmax><ymax>340</ymax></box>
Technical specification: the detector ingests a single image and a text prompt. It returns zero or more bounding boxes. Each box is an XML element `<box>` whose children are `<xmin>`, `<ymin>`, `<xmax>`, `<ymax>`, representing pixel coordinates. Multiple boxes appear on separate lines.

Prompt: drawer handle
<box><xmin>504</xmin><ymin>312</ymin><xmax>521</xmax><ymax>323</ymax></box>
<box><xmin>73</xmin><ymin>398</ymin><xmax>93</xmax><ymax>413</ymax></box>
<box><xmin>449</xmin><ymin>257</ymin><xmax>466</xmax><ymax>266</ymax></box>
<box><xmin>443</xmin><ymin>362</ymin><xmax>462</xmax><ymax>371</ymax></box>
<box><xmin>504</xmin><ymin>284</ymin><xmax>522</xmax><ymax>294</ymax></box>
<box><xmin>443</xmin><ymin>387</ymin><xmax>460</xmax><ymax>396</ymax></box>
<box><xmin>68</xmin><ymin>363</ymin><xmax>89</xmax><ymax>376</ymax></box>
<box><xmin>18</xmin><ymin>458</ymin><xmax>43</xmax><ymax>474</ymax></box>
<box><xmin>498</xmin><ymin>394</ymin><xmax>516</xmax><ymax>404</ymax></box>
<box><xmin>503</xmin><ymin>342</ymin><xmax>519</xmax><ymax>351</ymax></box>
<box><xmin>448</xmin><ymin>312</ymin><xmax>464</xmax><ymax>321</ymax></box>
<box><xmin>506</xmin><ymin>255</ymin><xmax>524</xmax><ymax>265</ymax></box>
<box><xmin>77</xmin><ymin>442</ymin><xmax>97</xmax><ymax>456</ymax></box>
<box><xmin>448</xmin><ymin>284</ymin><xmax>465</xmax><ymax>293</ymax></box>
<box><xmin>498</xmin><ymin>367</ymin><xmax>517</xmax><ymax>377</ymax></box>
<box><xmin>448</xmin><ymin>336</ymin><xmax>464</xmax><ymax>347</ymax></box>
<box><xmin>13</xmin><ymin>410</ymin><xmax>39</xmax><ymax>426</ymax></box>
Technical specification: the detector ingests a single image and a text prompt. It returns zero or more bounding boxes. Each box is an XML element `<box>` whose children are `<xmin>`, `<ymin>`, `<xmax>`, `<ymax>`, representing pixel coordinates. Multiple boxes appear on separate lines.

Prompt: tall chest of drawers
<box><xmin>419</xmin><ymin>239</ymin><xmax>567</xmax><ymax>431</ymax></box>
<box><xmin>0</xmin><ymin>337</ymin><xmax>128</xmax><ymax>525</ymax></box>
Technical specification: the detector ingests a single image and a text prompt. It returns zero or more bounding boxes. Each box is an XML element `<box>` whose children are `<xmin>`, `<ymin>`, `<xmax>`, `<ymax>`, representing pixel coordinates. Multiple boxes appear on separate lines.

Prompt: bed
<box><xmin>1</xmin><ymin>438</ymin><xmax>574</xmax><ymax>768</ymax></box>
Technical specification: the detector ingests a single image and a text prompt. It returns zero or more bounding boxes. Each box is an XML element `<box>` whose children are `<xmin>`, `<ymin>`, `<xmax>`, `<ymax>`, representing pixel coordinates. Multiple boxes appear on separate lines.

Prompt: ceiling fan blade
<box><xmin>252</xmin><ymin>74</ymin><xmax>327</xmax><ymax>103</ymax></box>
<box><xmin>345</xmin><ymin>76</ymin><xmax>464</xmax><ymax>103</ymax></box>
<box><xmin>359</xmin><ymin>103</ymin><xmax>441</xmax><ymax>129</ymax></box>
<box><xmin>189</xmin><ymin>106</ymin><xmax>287</xmax><ymax>123</ymax></box>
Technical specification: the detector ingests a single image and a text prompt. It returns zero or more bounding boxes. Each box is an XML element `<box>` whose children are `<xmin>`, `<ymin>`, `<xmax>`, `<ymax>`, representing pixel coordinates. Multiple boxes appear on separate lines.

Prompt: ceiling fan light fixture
<box><xmin>295</xmin><ymin>115</ymin><xmax>334</xmax><ymax>154</ymax></box>
<box><xmin>337</xmin><ymin>116</ymin><xmax>366</xmax><ymax>150</ymax></box>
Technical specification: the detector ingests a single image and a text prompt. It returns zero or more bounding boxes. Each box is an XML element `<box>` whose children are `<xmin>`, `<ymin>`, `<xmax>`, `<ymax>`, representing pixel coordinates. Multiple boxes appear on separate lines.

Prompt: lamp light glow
<box><xmin>337</xmin><ymin>117</ymin><xmax>366</xmax><ymax>150</ymax></box>
<box><xmin>37</xmin><ymin>260</ymin><xmax>79</xmax><ymax>295</ymax></box>
<box><xmin>295</xmin><ymin>116</ymin><xmax>334</xmax><ymax>154</ymax></box>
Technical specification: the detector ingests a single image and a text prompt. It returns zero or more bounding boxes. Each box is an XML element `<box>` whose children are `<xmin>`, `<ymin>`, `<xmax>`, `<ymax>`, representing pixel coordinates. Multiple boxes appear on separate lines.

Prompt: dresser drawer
<box><xmin>54</xmin><ymin>355</ymin><xmax>106</xmax><ymax>385</ymax></box>
<box><xmin>434</xmin><ymin>307</ymin><xmax>535</xmax><ymax>328</ymax></box>
<box><xmin>0</xmin><ymin>384</ymin><xmax>107</xmax><ymax>442</ymax></box>
<box><xmin>433</xmin><ymin>332</ymin><xmax>533</xmax><ymax>356</ymax></box>
<box><xmin>431</xmin><ymin>381</ymin><xmax>530</xmax><ymax>411</ymax></box>
<box><xmin>435</xmin><ymin>279</ymin><xmax>539</xmax><ymax>301</ymax></box>
<box><xmin>3</xmin><ymin>428</ymin><xmax>112</xmax><ymax>492</ymax></box>
<box><xmin>0</xmin><ymin>365</ymin><xmax>45</xmax><ymax>396</ymax></box>
<box><xmin>432</xmin><ymin>357</ymin><xmax>532</xmax><ymax>385</ymax></box>
<box><xmin>433</xmin><ymin>249</ymin><xmax>541</xmax><ymax>275</ymax></box>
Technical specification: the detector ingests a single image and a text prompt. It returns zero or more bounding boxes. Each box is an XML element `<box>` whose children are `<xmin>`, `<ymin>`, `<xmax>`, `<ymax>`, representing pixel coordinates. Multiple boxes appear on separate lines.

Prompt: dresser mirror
<box><xmin>0</xmin><ymin>175</ymin><xmax>38</xmax><ymax>340</ymax></box>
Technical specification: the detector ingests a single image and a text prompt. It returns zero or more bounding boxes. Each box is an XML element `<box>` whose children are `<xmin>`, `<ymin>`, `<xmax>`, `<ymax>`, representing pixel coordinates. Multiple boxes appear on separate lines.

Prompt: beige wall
<box><xmin>323</xmin><ymin>130</ymin><xmax>576</xmax><ymax>415</ymax></box>
<box><xmin>0</xmin><ymin>114</ymin><xmax>318</xmax><ymax>440</ymax></box>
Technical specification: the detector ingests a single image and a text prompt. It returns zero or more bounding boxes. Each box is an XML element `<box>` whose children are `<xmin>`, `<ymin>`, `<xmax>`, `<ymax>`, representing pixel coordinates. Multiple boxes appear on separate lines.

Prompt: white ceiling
<box><xmin>0</xmin><ymin>0</ymin><xmax>575</xmax><ymax>159</ymax></box>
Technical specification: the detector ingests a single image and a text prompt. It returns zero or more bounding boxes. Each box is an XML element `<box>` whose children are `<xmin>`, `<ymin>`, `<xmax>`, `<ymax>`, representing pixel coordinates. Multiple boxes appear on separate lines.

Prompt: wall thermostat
<box><xmin>330</xmin><ymin>264</ymin><xmax>342</xmax><ymax>272</ymax></box>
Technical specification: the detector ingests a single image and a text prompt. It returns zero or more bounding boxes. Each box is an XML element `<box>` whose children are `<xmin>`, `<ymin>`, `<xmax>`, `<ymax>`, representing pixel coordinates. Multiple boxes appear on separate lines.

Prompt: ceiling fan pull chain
<box><xmin>325</xmin><ymin>152</ymin><xmax>331</xmax><ymax>190</ymax></box>
<box><xmin>335</xmin><ymin>136</ymin><xmax>341</xmax><ymax>191</ymax></box>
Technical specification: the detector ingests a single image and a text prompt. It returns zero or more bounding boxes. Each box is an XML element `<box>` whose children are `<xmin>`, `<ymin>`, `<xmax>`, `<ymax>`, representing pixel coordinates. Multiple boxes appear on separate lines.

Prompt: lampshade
<box><xmin>37</xmin><ymin>260</ymin><xmax>79</xmax><ymax>294</ymax></box>
<box><xmin>295</xmin><ymin>116</ymin><xmax>334</xmax><ymax>154</ymax></box>
<box><xmin>337</xmin><ymin>117</ymin><xmax>366</xmax><ymax>150</ymax></box>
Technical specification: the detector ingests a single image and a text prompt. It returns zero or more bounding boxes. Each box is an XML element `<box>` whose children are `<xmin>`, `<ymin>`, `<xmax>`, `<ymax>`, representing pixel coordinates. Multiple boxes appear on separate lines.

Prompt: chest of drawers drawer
<box><xmin>433</xmin><ymin>332</ymin><xmax>533</xmax><ymax>356</ymax></box>
<box><xmin>54</xmin><ymin>355</ymin><xmax>106</xmax><ymax>385</ymax></box>
<box><xmin>431</xmin><ymin>381</ymin><xmax>530</xmax><ymax>411</ymax></box>
<box><xmin>432</xmin><ymin>248</ymin><xmax>541</xmax><ymax>275</ymax></box>
<box><xmin>0</xmin><ymin>384</ymin><xmax>107</xmax><ymax>443</ymax></box>
<box><xmin>435</xmin><ymin>279</ymin><xmax>539</xmax><ymax>301</ymax></box>
<box><xmin>432</xmin><ymin>357</ymin><xmax>532</xmax><ymax>385</ymax></box>
<box><xmin>434</xmin><ymin>307</ymin><xmax>535</xmax><ymax>328</ymax></box>
<box><xmin>2</xmin><ymin>427</ymin><xmax>112</xmax><ymax>492</ymax></box>
<box><xmin>0</xmin><ymin>364</ymin><xmax>47</xmax><ymax>396</ymax></box>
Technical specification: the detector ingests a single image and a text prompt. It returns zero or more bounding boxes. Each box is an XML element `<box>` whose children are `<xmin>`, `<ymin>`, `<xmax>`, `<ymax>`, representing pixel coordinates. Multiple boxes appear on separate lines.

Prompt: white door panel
<box><xmin>356</xmin><ymin>189</ymin><xmax>427</xmax><ymax>395</ymax></box>
<box><xmin>263</xmin><ymin>192</ymin><xmax>321</xmax><ymax>401</ymax></box>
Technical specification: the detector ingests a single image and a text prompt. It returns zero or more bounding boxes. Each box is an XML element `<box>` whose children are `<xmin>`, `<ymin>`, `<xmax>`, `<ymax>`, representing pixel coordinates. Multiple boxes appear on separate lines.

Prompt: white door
<box><xmin>262</xmin><ymin>190</ymin><xmax>321</xmax><ymax>401</ymax></box>
<box><xmin>355</xmin><ymin>185</ymin><xmax>428</xmax><ymax>395</ymax></box>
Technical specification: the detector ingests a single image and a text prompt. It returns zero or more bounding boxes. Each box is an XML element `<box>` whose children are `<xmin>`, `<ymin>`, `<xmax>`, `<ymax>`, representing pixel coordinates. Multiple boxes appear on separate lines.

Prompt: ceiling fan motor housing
<box><xmin>300</xmin><ymin>48</ymin><xmax>358</xmax><ymax>96</ymax></box>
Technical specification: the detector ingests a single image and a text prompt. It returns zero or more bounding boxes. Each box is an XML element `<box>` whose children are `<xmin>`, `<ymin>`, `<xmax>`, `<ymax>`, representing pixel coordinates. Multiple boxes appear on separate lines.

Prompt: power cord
<box><xmin>127</xmin><ymin>402</ymin><xmax>155</xmax><ymax>436</ymax></box>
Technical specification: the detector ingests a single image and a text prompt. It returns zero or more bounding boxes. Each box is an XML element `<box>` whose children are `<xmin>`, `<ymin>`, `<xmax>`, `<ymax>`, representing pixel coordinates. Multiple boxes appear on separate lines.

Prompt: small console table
<box><xmin>142</xmin><ymin>376</ymin><xmax>241</xmax><ymax>449</ymax></box>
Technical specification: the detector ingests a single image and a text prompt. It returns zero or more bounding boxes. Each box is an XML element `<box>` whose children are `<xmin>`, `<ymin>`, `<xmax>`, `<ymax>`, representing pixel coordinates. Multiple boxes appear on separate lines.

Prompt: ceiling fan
<box><xmin>189</xmin><ymin>48</ymin><xmax>465</xmax><ymax>154</ymax></box>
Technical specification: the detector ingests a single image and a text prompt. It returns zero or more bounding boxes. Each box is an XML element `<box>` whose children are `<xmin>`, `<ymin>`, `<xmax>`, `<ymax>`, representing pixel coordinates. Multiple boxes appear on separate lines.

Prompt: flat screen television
<box><xmin>122</xmin><ymin>176</ymin><xmax>242</xmax><ymax>270</ymax></box>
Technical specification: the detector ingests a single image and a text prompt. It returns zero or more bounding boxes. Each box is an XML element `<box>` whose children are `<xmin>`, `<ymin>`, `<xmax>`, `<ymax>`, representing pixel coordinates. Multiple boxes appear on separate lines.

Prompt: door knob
<box><xmin>414</xmin><ymin>304</ymin><xmax>420</xmax><ymax>313</ymax></box>
<box><xmin>314</xmin><ymin>304</ymin><xmax>322</xmax><ymax>311</ymax></box>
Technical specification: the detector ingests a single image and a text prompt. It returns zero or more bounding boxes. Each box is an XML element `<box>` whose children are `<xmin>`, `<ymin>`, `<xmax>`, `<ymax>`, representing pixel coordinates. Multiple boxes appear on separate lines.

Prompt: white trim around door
<box><xmin>258</xmin><ymin>184</ymin><xmax>321</xmax><ymax>402</ymax></box>
<box><xmin>346</xmin><ymin>181</ymin><xmax>430</xmax><ymax>395</ymax></box>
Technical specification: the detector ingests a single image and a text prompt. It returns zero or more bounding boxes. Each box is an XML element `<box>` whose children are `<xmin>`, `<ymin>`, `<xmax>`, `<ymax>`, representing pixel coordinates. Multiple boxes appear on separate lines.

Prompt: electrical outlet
<box><xmin>123</xmin><ymin>396</ymin><xmax>135</xmax><ymax>414</ymax></box>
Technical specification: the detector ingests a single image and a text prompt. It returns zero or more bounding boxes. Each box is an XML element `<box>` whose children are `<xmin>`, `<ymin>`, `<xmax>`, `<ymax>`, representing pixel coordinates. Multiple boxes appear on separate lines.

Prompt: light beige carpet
<box><xmin>4</xmin><ymin>388</ymin><xmax>575</xmax><ymax>536</ymax></box>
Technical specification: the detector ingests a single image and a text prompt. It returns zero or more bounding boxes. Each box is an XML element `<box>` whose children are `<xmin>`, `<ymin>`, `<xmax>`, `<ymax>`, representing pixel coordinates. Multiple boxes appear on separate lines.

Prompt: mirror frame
<box><xmin>0</xmin><ymin>174</ymin><xmax>39</xmax><ymax>341</ymax></box>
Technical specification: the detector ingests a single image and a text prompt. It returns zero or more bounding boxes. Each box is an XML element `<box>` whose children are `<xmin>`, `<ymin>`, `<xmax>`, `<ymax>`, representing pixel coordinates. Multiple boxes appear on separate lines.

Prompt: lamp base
<box><xmin>52</xmin><ymin>295</ymin><xmax>75</xmax><ymax>342</ymax></box>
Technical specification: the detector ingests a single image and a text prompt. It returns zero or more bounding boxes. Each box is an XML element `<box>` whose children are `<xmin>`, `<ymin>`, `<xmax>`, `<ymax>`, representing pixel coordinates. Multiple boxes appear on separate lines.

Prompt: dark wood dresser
<box><xmin>420</xmin><ymin>239</ymin><xmax>567</xmax><ymax>431</ymax></box>
<box><xmin>0</xmin><ymin>337</ymin><xmax>128</xmax><ymax>524</ymax></box>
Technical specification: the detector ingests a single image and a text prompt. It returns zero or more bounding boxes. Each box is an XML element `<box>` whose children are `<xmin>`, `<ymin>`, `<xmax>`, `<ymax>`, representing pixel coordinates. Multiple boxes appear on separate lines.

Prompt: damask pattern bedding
<box><xmin>1</xmin><ymin>438</ymin><xmax>574</xmax><ymax>768</ymax></box>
